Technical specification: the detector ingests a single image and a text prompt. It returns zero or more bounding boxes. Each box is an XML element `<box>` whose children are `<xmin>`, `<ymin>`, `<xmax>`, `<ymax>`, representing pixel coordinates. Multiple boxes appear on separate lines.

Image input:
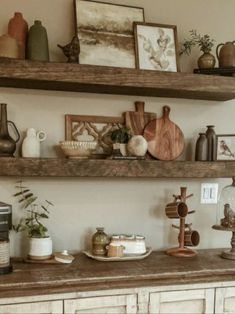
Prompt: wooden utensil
<box><xmin>124</xmin><ymin>101</ymin><xmax>156</xmax><ymax>135</ymax></box>
<box><xmin>144</xmin><ymin>105</ymin><xmax>184</xmax><ymax>161</ymax></box>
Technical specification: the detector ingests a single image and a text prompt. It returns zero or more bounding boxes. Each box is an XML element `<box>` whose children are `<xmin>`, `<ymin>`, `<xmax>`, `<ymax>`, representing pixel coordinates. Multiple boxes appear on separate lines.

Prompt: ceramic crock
<box><xmin>28</xmin><ymin>236</ymin><xmax>52</xmax><ymax>260</ymax></box>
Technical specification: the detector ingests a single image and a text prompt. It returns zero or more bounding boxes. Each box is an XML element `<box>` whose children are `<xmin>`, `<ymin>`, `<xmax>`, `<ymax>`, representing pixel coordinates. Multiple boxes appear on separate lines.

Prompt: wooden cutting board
<box><xmin>124</xmin><ymin>101</ymin><xmax>156</xmax><ymax>135</ymax></box>
<box><xmin>143</xmin><ymin>105</ymin><xmax>185</xmax><ymax>161</ymax></box>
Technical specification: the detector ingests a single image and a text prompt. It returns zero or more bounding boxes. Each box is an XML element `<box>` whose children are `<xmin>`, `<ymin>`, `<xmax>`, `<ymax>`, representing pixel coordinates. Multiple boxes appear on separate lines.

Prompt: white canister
<box><xmin>28</xmin><ymin>236</ymin><xmax>52</xmax><ymax>260</ymax></box>
<box><xmin>22</xmin><ymin>128</ymin><xmax>46</xmax><ymax>158</ymax></box>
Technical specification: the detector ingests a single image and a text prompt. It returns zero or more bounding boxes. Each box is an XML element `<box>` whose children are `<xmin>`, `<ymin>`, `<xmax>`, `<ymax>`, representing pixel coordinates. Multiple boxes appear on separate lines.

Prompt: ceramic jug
<box><xmin>22</xmin><ymin>128</ymin><xmax>46</xmax><ymax>158</ymax></box>
<box><xmin>195</xmin><ymin>133</ymin><xmax>208</xmax><ymax>161</ymax></box>
<box><xmin>0</xmin><ymin>34</ymin><xmax>19</xmax><ymax>59</ymax></box>
<box><xmin>8</xmin><ymin>12</ymin><xmax>28</xmax><ymax>59</ymax></box>
<box><xmin>0</xmin><ymin>103</ymin><xmax>20</xmax><ymax>157</ymax></box>
<box><xmin>27</xmin><ymin>20</ymin><xmax>49</xmax><ymax>61</ymax></box>
<box><xmin>216</xmin><ymin>41</ymin><xmax>235</xmax><ymax>67</ymax></box>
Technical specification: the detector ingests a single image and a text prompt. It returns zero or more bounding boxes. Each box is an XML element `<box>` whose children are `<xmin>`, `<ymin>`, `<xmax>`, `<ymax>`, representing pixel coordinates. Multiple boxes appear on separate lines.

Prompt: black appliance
<box><xmin>0</xmin><ymin>202</ymin><xmax>12</xmax><ymax>275</ymax></box>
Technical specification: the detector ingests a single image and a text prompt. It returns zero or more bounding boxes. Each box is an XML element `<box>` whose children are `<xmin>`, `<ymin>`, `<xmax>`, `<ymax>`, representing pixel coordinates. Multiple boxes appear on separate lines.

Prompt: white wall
<box><xmin>0</xmin><ymin>0</ymin><xmax>234</xmax><ymax>256</ymax></box>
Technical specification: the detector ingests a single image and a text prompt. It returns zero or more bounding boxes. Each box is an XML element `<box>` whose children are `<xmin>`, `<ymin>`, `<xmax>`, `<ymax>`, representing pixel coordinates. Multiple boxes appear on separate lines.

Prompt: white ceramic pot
<box><xmin>127</xmin><ymin>135</ymin><xmax>148</xmax><ymax>157</ymax></box>
<box><xmin>22</xmin><ymin>128</ymin><xmax>47</xmax><ymax>158</ymax></box>
<box><xmin>113</xmin><ymin>143</ymin><xmax>127</xmax><ymax>157</ymax></box>
<box><xmin>28</xmin><ymin>236</ymin><xmax>52</xmax><ymax>260</ymax></box>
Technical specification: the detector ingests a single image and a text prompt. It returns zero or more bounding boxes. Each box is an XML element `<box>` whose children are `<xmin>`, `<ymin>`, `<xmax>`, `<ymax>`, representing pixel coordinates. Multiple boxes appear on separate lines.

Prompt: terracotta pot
<box><xmin>197</xmin><ymin>52</ymin><xmax>216</xmax><ymax>69</ymax></box>
<box><xmin>8</xmin><ymin>12</ymin><xmax>28</xmax><ymax>59</ymax></box>
<box><xmin>216</xmin><ymin>41</ymin><xmax>235</xmax><ymax>67</ymax></box>
<box><xmin>0</xmin><ymin>34</ymin><xmax>20</xmax><ymax>59</ymax></box>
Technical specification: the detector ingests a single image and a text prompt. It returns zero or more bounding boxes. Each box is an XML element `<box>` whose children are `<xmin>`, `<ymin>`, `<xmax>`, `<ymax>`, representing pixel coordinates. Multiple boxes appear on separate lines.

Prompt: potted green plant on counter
<box><xmin>180</xmin><ymin>30</ymin><xmax>216</xmax><ymax>69</ymax></box>
<box><xmin>14</xmin><ymin>181</ymin><xmax>54</xmax><ymax>260</ymax></box>
<box><xmin>111</xmin><ymin>126</ymin><xmax>131</xmax><ymax>157</ymax></box>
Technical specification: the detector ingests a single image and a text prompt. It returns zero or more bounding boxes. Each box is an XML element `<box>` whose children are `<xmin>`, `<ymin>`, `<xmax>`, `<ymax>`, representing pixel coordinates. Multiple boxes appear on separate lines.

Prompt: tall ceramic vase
<box><xmin>8</xmin><ymin>12</ymin><xmax>28</xmax><ymax>59</ymax></box>
<box><xmin>27</xmin><ymin>20</ymin><xmax>49</xmax><ymax>61</ymax></box>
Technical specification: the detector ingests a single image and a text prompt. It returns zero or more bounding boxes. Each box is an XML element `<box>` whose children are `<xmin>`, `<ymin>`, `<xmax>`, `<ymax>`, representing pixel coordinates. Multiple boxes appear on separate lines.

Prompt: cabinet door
<box><xmin>64</xmin><ymin>294</ymin><xmax>137</xmax><ymax>314</ymax></box>
<box><xmin>149</xmin><ymin>289</ymin><xmax>214</xmax><ymax>314</ymax></box>
<box><xmin>0</xmin><ymin>300</ymin><xmax>63</xmax><ymax>314</ymax></box>
<box><xmin>215</xmin><ymin>287</ymin><xmax>235</xmax><ymax>314</ymax></box>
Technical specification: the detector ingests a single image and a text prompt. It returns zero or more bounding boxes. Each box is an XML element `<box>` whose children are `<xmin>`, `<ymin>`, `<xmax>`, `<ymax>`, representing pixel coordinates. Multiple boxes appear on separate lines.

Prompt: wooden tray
<box><xmin>83</xmin><ymin>247</ymin><xmax>152</xmax><ymax>262</ymax></box>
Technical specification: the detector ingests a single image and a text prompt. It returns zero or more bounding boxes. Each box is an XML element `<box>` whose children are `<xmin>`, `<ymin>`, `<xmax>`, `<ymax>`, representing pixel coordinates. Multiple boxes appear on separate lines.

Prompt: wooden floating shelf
<box><xmin>0</xmin><ymin>59</ymin><xmax>235</xmax><ymax>101</ymax></box>
<box><xmin>0</xmin><ymin>158</ymin><xmax>234</xmax><ymax>178</ymax></box>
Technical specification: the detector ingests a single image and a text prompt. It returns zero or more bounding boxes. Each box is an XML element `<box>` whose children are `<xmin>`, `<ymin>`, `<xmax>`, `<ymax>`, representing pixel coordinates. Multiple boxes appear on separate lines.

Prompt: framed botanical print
<box><xmin>134</xmin><ymin>22</ymin><xmax>180</xmax><ymax>72</ymax></box>
<box><xmin>74</xmin><ymin>0</ymin><xmax>145</xmax><ymax>68</ymax></box>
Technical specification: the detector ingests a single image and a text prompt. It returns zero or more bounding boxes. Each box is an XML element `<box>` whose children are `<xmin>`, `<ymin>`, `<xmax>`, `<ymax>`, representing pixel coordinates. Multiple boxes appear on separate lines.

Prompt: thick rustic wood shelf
<box><xmin>1</xmin><ymin>158</ymin><xmax>234</xmax><ymax>178</ymax></box>
<box><xmin>0</xmin><ymin>59</ymin><xmax>235</xmax><ymax>101</ymax></box>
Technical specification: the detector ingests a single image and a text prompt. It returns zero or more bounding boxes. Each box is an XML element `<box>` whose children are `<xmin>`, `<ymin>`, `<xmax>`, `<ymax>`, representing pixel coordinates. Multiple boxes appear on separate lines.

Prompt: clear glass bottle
<box><xmin>92</xmin><ymin>227</ymin><xmax>109</xmax><ymax>256</ymax></box>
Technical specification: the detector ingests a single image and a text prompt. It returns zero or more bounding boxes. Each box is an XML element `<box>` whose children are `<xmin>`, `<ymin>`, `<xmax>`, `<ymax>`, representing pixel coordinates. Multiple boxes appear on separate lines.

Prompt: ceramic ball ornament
<box><xmin>127</xmin><ymin>135</ymin><xmax>148</xmax><ymax>157</ymax></box>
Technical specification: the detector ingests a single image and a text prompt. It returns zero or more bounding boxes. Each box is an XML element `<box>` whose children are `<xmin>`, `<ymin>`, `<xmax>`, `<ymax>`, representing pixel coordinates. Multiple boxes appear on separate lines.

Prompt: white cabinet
<box><xmin>215</xmin><ymin>287</ymin><xmax>235</xmax><ymax>314</ymax></box>
<box><xmin>64</xmin><ymin>294</ymin><xmax>137</xmax><ymax>314</ymax></box>
<box><xmin>149</xmin><ymin>289</ymin><xmax>215</xmax><ymax>314</ymax></box>
<box><xmin>0</xmin><ymin>300</ymin><xmax>63</xmax><ymax>314</ymax></box>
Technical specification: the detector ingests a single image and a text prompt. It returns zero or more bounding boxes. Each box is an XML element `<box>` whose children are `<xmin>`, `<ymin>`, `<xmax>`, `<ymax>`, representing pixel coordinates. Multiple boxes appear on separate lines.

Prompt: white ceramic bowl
<box><xmin>60</xmin><ymin>141</ymin><xmax>97</xmax><ymax>158</ymax></box>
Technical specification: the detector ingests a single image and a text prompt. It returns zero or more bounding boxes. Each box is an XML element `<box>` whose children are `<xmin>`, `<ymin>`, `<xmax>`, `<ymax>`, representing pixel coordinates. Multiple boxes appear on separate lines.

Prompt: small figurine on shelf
<box><xmin>58</xmin><ymin>36</ymin><xmax>80</xmax><ymax>63</ymax></box>
<box><xmin>165</xmin><ymin>187</ymin><xmax>200</xmax><ymax>257</ymax></box>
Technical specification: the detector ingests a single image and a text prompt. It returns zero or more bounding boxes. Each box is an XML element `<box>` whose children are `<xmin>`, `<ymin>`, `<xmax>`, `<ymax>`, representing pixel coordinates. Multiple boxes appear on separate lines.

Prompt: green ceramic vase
<box><xmin>27</xmin><ymin>20</ymin><xmax>49</xmax><ymax>61</ymax></box>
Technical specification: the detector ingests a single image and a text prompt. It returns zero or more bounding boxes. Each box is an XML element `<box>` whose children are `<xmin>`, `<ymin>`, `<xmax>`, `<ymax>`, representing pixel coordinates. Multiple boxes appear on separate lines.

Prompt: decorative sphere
<box><xmin>127</xmin><ymin>135</ymin><xmax>148</xmax><ymax>157</ymax></box>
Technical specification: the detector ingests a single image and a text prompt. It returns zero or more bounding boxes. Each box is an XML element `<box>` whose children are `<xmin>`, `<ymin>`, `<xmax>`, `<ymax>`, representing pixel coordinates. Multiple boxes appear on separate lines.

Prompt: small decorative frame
<box><xmin>216</xmin><ymin>134</ymin><xmax>235</xmax><ymax>161</ymax></box>
<box><xmin>134</xmin><ymin>22</ymin><xmax>180</xmax><ymax>72</ymax></box>
<box><xmin>65</xmin><ymin>114</ymin><xmax>124</xmax><ymax>157</ymax></box>
<box><xmin>74</xmin><ymin>0</ymin><xmax>145</xmax><ymax>68</ymax></box>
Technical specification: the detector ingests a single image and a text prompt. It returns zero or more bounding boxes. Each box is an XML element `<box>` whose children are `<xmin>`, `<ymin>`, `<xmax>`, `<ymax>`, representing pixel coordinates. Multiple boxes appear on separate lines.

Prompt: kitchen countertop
<box><xmin>1</xmin><ymin>249</ymin><xmax>235</xmax><ymax>299</ymax></box>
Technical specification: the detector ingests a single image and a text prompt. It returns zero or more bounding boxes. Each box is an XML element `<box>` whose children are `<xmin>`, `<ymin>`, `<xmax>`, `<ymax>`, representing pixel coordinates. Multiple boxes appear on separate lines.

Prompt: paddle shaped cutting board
<box><xmin>124</xmin><ymin>101</ymin><xmax>156</xmax><ymax>135</ymax></box>
<box><xmin>144</xmin><ymin>106</ymin><xmax>185</xmax><ymax>161</ymax></box>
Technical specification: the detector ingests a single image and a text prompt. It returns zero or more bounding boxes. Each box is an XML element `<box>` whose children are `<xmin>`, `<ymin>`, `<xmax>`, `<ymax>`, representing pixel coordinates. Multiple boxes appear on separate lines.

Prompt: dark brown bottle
<box><xmin>206</xmin><ymin>125</ymin><xmax>216</xmax><ymax>161</ymax></box>
<box><xmin>0</xmin><ymin>103</ymin><xmax>20</xmax><ymax>157</ymax></box>
<box><xmin>195</xmin><ymin>133</ymin><xmax>208</xmax><ymax>161</ymax></box>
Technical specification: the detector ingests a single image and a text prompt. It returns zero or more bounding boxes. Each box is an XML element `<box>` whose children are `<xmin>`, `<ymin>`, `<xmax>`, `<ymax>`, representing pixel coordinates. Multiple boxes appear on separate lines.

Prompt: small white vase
<box><xmin>113</xmin><ymin>143</ymin><xmax>127</xmax><ymax>157</ymax></box>
<box><xmin>28</xmin><ymin>236</ymin><xmax>52</xmax><ymax>260</ymax></box>
<box><xmin>22</xmin><ymin>128</ymin><xmax>47</xmax><ymax>158</ymax></box>
<box><xmin>127</xmin><ymin>135</ymin><xmax>148</xmax><ymax>157</ymax></box>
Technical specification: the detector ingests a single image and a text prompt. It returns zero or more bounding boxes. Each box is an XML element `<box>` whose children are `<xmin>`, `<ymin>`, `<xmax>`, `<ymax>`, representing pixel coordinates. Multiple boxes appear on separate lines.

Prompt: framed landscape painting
<box><xmin>134</xmin><ymin>22</ymin><xmax>180</xmax><ymax>72</ymax></box>
<box><xmin>75</xmin><ymin>0</ymin><xmax>144</xmax><ymax>68</ymax></box>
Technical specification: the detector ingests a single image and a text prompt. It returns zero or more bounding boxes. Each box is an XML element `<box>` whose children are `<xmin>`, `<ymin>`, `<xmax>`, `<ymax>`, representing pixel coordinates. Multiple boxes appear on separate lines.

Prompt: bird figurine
<box><xmin>57</xmin><ymin>36</ymin><xmax>80</xmax><ymax>63</ymax></box>
<box><xmin>219</xmin><ymin>140</ymin><xmax>235</xmax><ymax>158</ymax></box>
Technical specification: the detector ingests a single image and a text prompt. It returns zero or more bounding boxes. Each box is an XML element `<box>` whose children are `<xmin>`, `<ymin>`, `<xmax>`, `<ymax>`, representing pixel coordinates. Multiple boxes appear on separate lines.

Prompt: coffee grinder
<box><xmin>0</xmin><ymin>202</ymin><xmax>12</xmax><ymax>275</ymax></box>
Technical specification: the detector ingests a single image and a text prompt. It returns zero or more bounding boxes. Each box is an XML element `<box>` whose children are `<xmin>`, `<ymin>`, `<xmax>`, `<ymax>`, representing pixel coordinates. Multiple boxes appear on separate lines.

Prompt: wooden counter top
<box><xmin>1</xmin><ymin>249</ymin><xmax>235</xmax><ymax>299</ymax></box>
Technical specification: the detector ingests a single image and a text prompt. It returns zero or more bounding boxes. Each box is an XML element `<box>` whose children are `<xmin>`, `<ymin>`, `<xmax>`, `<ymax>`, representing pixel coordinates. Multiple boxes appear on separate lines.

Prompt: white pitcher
<box><xmin>22</xmin><ymin>128</ymin><xmax>46</xmax><ymax>158</ymax></box>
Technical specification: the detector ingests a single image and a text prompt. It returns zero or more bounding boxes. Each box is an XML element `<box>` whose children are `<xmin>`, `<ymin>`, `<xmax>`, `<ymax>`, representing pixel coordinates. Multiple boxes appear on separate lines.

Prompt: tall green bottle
<box><xmin>27</xmin><ymin>20</ymin><xmax>49</xmax><ymax>61</ymax></box>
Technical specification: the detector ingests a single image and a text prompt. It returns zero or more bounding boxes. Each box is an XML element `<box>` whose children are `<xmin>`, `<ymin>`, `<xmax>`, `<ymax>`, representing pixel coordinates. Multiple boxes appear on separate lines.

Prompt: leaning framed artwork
<box><xmin>74</xmin><ymin>0</ymin><xmax>145</xmax><ymax>68</ymax></box>
<box><xmin>216</xmin><ymin>134</ymin><xmax>235</xmax><ymax>161</ymax></box>
<box><xmin>134</xmin><ymin>22</ymin><xmax>180</xmax><ymax>72</ymax></box>
<box><xmin>65</xmin><ymin>114</ymin><xmax>124</xmax><ymax>158</ymax></box>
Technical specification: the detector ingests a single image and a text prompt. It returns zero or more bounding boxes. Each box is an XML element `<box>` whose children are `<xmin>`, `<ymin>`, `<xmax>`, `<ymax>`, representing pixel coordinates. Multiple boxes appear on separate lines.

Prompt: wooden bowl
<box><xmin>60</xmin><ymin>141</ymin><xmax>97</xmax><ymax>158</ymax></box>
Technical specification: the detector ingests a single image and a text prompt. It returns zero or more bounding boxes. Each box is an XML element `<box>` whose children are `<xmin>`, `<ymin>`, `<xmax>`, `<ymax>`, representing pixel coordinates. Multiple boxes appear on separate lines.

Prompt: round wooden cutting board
<box><xmin>143</xmin><ymin>106</ymin><xmax>185</xmax><ymax>161</ymax></box>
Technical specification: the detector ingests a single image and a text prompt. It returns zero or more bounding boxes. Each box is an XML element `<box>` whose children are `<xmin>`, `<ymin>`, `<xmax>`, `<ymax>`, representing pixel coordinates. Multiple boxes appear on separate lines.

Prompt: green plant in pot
<box><xmin>14</xmin><ymin>181</ymin><xmax>54</xmax><ymax>260</ymax></box>
<box><xmin>111</xmin><ymin>126</ymin><xmax>131</xmax><ymax>157</ymax></box>
<box><xmin>180</xmin><ymin>30</ymin><xmax>216</xmax><ymax>69</ymax></box>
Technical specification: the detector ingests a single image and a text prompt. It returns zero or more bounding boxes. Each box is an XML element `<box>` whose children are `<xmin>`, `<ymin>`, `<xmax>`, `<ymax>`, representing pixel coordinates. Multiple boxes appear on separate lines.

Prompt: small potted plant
<box><xmin>111</xmin><ymin>126</ymin><xmax>131</xmax><ymax>157</ymax></box>
<box><xmin>180</xmin><ymin>30</ymin><xmax>216</xmax><ymax>69</ymax></box>
<box><xmin>14</xmin><ymin>181</ymin><xmax>54</xmax><ymax>260</ymax></box>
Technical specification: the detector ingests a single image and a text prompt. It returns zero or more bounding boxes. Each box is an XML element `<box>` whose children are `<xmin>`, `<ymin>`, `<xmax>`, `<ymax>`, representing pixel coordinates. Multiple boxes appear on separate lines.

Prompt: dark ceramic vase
<box><xmin>206</xmin><ymin>125</ymin><xmax>216</xmax><ymax>161</ymax></box>
<box><xmin>8</xmin><ymin>12</ymin><xmax>28</xmax><ymax>59</ymax></box>
<box><xmin>0</xmin><ymin>104</ymin><xmax>20</xmax><ymax>157</ymax></box>
<box><xmin>195</xmin><ymin>133</ymin><xmax>208</xmax><ymax>161</ymax></box>
<box><xmin>27</xmin><ymin>20</ymin><xmax>49</xmax><ymax>61</ymax></box>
